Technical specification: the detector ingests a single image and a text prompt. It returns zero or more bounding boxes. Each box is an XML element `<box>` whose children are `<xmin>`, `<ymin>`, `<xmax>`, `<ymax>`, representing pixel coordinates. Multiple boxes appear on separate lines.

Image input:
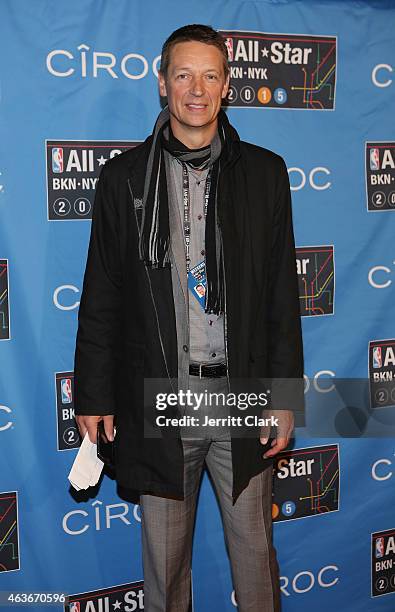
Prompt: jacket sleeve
<box><xmin>268</xmin><ymin>157</ymin><xmax>304</xmax><ymax>411</ymax></box>
<box><xmin>74</xmin><ymin>165</ymin><xmax>123</xmax><ymax>416</ymax></box>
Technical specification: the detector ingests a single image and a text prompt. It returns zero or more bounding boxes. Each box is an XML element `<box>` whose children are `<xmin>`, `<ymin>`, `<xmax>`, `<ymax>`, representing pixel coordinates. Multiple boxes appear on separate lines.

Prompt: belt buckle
<box><xmin>199</xmin><ymin>363</ymin><xmax>203</xmax><ymax>379</ymax></box>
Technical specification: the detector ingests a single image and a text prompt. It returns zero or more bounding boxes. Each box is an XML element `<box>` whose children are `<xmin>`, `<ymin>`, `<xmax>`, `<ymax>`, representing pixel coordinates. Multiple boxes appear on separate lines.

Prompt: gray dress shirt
<box><xmin>168</xmin><ymin>154</ymin><xmax>226</xmax><ymax>365</ymax></box>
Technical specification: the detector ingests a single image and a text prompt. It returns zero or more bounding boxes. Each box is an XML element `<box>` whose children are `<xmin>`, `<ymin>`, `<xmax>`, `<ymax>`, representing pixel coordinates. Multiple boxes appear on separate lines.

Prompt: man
<box><xmin>74</xmin><ymin>24</ymin><xmax>303</xmax><ymax>612</ymax></box>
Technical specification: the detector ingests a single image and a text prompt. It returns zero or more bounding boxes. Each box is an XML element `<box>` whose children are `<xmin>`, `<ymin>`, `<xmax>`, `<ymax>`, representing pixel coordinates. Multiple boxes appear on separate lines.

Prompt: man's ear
<box><xmin>158</xmin><ymin>71</ymin><xmax>167</xmax><ymax>98</ymax></box>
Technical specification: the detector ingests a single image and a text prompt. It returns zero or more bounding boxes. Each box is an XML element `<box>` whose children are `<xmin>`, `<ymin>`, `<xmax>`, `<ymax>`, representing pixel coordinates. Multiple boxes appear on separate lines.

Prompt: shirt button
<box><xmin>197</xmin><ymin>214</ymin><xmax>202</xmax><ymax>220</ymax></box>
<box><xmin>211</xmin><ymin>352</ymin><xmax>216</xmax><ymax>358</ymax></box>
<box><xmin>183</xmin><ymin>345</ymin><xmax>189</xmax><ymax>352</ymax></box>
<box><xmin>201</xmin><ymin>249</ymin><xmax>205</xmax><ymax>256</ymax></box>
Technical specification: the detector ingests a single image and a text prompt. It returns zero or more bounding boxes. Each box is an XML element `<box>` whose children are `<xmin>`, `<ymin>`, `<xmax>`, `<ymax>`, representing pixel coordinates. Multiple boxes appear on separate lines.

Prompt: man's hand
<box><xmin>259</xmin><ymin>410</ymin><xmax>294</xmax><ymax>458</ymax></box>
<box><xmin>75</xmin><ymin>414</ymin><xmax>115</xmax><ymax>444</ymax></box>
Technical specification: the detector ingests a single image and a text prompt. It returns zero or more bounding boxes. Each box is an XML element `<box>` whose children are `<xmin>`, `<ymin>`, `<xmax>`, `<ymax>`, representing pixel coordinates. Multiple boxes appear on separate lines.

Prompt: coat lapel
<box><xmin>126</xmin><ymin>139</ymin><xmax>178</xmax><ymax>380</ymax></box>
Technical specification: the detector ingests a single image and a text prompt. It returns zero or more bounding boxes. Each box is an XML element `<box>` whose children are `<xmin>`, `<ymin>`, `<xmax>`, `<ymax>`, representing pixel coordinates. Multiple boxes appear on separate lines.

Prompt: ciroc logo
<box><xmin>62</xmin><ymin>500</ymin><xmax>141</xmax><ymax>535</ymax></box>
<box><xmin>288</xmin><ymin>167</ymin><xmax>331</xmax><ymax>191</ymax></box>
<box><xmin>231</xmin><ymin>564</ymin><xmax>339</xmax><ymax>604</ymax></box>
<box><xmin>372</xmin><ymin>453</ymin><xmax>395</xmax><ymax>481</ymax></box>
<box><xmin>0</xmin><ymin>405</ymin><xmax>13</xmax><ymax>432</ymax></box>
<box><xmin>372</xmin><ymin>64</ymin><xmax>393</xmax><ymax>88</ymax></box>
<box><xmin>368</xmin><ymin>261</ymin><xmax>395</xmax><ymax>288</ymax></box>
<box><xmin>46</xmin><ymin>44</ymin><xmax>160</xmax><ymax>80</ymax></box>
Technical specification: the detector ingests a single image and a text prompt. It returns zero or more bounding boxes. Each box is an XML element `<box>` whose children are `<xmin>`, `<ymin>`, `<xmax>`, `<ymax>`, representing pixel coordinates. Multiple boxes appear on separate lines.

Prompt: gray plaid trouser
<box><xmin>139</xmin><ymin>376</ymin><xmax>280</xmax><ymax>612</ymax></box>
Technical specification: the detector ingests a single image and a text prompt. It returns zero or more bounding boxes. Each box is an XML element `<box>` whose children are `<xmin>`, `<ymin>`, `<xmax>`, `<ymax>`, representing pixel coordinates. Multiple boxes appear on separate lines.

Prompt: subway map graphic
<box><xmin>0</xmin><ymin>260</ymin><xmax>10</xmax><ymax>340</ymax></box>
<box><xmin>0</xmin><ymin>492</ymin><xmax>20</xmax><ymax>572</ymax></box>
<box><xmin>272</xmin><ymin>444</ymin><xmax>339</xmax><ymax>522</ymax></box>
<box><xmin>296</xmin><ymin>245</ymin><xmax>335</xmax><ymax>316</ymax></box>
<box><xmin>220</xmin><ymin>30</ymin><xmax>336</xmax><ymax>109</ymax></box>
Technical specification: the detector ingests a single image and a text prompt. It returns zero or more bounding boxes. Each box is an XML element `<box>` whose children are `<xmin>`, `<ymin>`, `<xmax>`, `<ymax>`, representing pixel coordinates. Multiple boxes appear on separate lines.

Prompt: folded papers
<box><xmin>68</xmin><ymin>432</ymin><xmax>104</xmax><ymax>490</ymax></box>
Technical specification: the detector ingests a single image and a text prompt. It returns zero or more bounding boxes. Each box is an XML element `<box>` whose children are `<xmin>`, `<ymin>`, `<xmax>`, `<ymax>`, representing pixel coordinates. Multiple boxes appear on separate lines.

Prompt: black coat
<box><xmin>74</xmin><ymin>132</ymin><xmax>304</xmax><ymax>503</ymax></box>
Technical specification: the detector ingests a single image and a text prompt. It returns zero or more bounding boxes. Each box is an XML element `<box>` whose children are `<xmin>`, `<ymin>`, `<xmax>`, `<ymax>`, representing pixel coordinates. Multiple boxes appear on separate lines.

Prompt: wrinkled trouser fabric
<box><xmin>139</xmin><ymin>376</ymin><xmax>280</xmax><ymax>612</ymax></box>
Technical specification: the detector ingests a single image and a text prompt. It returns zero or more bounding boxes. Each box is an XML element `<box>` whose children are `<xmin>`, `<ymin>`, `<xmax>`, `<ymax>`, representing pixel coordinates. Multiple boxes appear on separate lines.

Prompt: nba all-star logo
<box><xmin>272</xmin><ymin>444</ymin><xmax>339</xmax><ymax>522</ymax></box>
<box><xmin>46</xmin><ymin>140</ymin><xmax>139</xmax><ymax>221</ymax></box>
<box><xmin>66</xmin><ymin>581</ymin><xmax>144</xmax><ymax>611</ymax></box>
<box><xmin>372</xmin><ymin>529</ymin><xmax>395</xmax><ymax>597</ymax></box>
<box><xmin>366</xmin><ymin>142</ymin><xmax>395</xmax><ymax>211</ymax></box>
<box><xmin>369</xmin><ymin>340</ymin><xmax>395</xmax><ymax>409</ymax></box>
<box><xmin>0</xmin><ymin>491</ymin><xmax>20</xmax><ymax>572</ymax></box>
<box><xmin>220</xmin><ymin>30</ymin><xmax>336</xmax><ymax>109</ymax></box>
<box><xmin>0</xmin><ymin>260</ymin><xmax>10</xmax><ymax>340</ymax></box>
<box><xmin>295</xmin><ymin>246</ymin><xmax>335</xmax><ymax>316</ymax></box>
<box><xmin>55</xmin><ymin>371</ymin><xmax>80</xmax><ymax>450</ymax></box>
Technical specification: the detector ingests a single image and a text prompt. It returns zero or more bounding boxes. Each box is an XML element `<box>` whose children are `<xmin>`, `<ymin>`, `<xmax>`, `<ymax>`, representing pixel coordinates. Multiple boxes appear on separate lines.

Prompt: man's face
<box><xmin>158</xmin><ymin>41</ymin><xmax>229</xmax><ymax>135</ymax></box>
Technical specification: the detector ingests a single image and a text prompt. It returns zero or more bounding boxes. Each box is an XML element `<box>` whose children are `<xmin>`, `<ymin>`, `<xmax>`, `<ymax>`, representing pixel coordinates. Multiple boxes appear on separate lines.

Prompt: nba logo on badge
<box><xmin>373</xmin><ymin>346</ymin><xmax>382</xmax><ymax>368</ymax></box>
<box><xmin>224</xmin><ymin>37</ymin><xmax>233</xmax><ymax>61</ymax></box>
<box><xmin>61</xmin><ymin>378</ymin><xmax>73</xmax><ymax>404</ymax></box>
<box><xmin>52</xmin><ymin>147</ymin><xmax>63</xmax><ymax>173</ymax></box>
<box><xmin>370</xmin><ymin>148</ymin><xmax>380</xmax><ymax>171</ymax></box>
<box><xmin>375</xmin><ymin>537</ymin><xmax>384</xmax><ymax>558</ymax></box>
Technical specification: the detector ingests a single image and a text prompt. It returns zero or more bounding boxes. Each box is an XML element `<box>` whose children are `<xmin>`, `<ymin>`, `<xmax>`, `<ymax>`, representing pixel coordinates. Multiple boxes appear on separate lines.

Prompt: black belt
<box><xmin>189</xmin><ymin>362</ymin><xmax>228</xmax><ymax>378</ymax></box>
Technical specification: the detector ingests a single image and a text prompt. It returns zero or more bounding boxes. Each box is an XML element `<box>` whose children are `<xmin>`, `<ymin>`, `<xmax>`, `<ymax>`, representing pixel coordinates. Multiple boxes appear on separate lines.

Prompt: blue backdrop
<box><xmin>1</xmin><ymin>1</ymin><xmax>395</xmax><ymax>610</ymax></box>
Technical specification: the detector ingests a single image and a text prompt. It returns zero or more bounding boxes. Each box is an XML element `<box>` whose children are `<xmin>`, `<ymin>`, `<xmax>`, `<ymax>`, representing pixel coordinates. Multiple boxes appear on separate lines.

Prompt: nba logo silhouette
<box><xmin>375</xmin><ymin>537</ymin><xmax>385</xmax><ymax>558</ymax></box>
<box><xmin>370</xmin><ymin>148</ymin><xmax>380</xmax><ymax>171</ymax></box>
<box><xmin>52</xmin><ymin>147</ymin><xmax>63</xmax><ymax>173</ymax></box>
<box><xmin>373</xmin><ymin>346</ymin><xmax>382</xmax><ymax>368</ymax></box>
<box><xmin>61</xmin><ymin>378</ymin><xmax>73</xmax><ymax>404</ymax></box>
<box><xmin>70</xmin><ymin>603</ymin><xmax>80</xmax><ymax>612</ymax></box>
<box><xmin>224</xmin><ymin>38</ymin><xmax>233</xmax><ymax>61</ymax></box>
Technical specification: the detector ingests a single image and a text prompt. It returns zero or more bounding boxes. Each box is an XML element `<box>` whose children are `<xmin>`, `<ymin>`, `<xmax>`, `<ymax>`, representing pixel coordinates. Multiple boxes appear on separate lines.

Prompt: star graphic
<box><xmin>97</xmin><ymin>155</ymin><xmax>107</xmax><ymax>166</ymax></box>
<box><xmin>261</xmin><ymin>47</ymin><xmax>269</xmax><ymax>58</ymax></box>
<box><xmin>112</xmin><ymin>600</ymin><xmax>122</xmax><ymax>610</ymax></box>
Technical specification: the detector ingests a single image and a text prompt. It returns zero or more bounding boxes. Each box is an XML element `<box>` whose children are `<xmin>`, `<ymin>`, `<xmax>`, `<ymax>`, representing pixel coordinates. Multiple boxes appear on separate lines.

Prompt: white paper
<box><xmin>68</xmin><ymin>432</ymin><xmax>104</xmax><ymax>490</ymax></box>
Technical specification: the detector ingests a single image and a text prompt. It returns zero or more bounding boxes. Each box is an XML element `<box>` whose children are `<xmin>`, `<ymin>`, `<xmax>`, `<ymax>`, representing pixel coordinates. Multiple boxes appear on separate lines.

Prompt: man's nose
<box><xmin>190</xmin><ymin>76</ymin><xmax>204</xmax><ymax>96</ymax></box>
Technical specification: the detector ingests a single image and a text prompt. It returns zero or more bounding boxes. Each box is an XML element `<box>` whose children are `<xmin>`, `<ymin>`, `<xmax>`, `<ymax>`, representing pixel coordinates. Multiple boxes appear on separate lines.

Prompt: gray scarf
<box><xmin>140</xmin><ymin>106</ymin><xmax>227</xmax><ymax>314</ymax></box>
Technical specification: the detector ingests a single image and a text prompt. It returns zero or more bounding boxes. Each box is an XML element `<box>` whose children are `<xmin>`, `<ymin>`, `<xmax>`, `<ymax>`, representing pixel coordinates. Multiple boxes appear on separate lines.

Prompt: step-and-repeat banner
<box><xmin>1</xmin><ymin>1</ymin><xmax>395</xmax><ymax>610</ymax></box>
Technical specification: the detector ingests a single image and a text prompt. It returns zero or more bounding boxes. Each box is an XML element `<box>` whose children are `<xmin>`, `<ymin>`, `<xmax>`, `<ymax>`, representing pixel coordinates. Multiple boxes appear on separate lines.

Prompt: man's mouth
<box><xmin>185</xmin><ymin>103</ymin><xmax>207</xmax><ymax>110</ymax></box>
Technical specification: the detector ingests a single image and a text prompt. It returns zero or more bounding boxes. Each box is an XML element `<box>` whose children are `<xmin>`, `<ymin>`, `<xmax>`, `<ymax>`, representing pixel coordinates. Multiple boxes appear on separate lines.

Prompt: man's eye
<box><xmin>207</xmin><ymin>74</ymin><xmax>218</xmax><ymax>80</ymax></box>
<box><xmin>177</xmin><ymin>74</ymin><xmax>189</xmax><ymax>80</ymax></box>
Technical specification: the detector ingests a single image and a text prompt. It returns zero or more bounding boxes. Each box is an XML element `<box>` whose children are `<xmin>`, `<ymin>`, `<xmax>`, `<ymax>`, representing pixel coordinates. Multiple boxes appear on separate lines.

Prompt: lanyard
<box><xmin>182</xmin><ymin>162</ymin><xmax>211</xmax><ymax>272</ymax></box>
